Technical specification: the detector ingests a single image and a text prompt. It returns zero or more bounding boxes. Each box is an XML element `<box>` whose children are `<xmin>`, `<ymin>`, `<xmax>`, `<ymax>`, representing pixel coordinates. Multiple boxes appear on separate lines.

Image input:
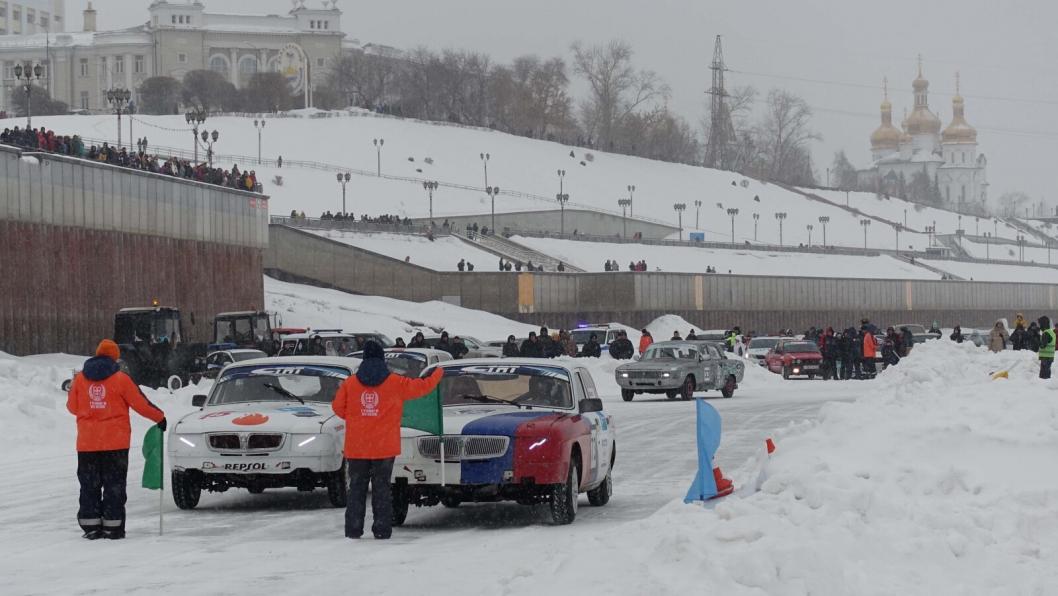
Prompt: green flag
<box><xmin>141</xmin><ymin>426</ymin><xmax>164</xmax><ymax>490</ymax></box>
<box><xmin>401</xmin><ymin>386</ymin><xmax>443</xmax><ymax>435</ymax></box>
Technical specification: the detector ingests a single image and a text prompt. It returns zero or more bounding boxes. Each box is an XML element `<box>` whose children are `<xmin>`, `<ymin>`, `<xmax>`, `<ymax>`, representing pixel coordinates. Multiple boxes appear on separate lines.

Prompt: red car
<box><xmin>765</xmin><ymin>340</ymin><xmax>823</xmax><ymax>379</ymax></box>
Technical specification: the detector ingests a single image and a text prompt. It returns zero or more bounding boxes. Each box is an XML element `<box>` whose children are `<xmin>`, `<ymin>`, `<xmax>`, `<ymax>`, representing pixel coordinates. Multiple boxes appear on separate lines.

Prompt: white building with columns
<box><xmin>0</xmin><ymin>0</ymin><xmax>343</xmax><ymax>114</ymax></box>
<box><xmin>860</xmin><ymin>62</ymin><xmax>988</xmax><ymax>209</ymax></box>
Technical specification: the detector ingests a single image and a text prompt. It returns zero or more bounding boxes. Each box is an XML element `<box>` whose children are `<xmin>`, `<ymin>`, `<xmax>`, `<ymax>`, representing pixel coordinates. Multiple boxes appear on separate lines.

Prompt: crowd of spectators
<box><xmin>0</xmin><ymin>125</ymin><xmax>262</xmax><ymax>193</ymax></box>
<box><xmin>603</xmin><ymin>259</ymin><xmax>649</xmax><ymax>272</ymax></box>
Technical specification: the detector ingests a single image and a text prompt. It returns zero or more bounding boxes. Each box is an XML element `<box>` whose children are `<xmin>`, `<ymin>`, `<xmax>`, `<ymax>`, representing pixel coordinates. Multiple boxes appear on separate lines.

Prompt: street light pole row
<box><xmin>13</xmin><ymin>62</ymin><xmax>43</xmax><ymax>129</ymax></box>
<box><xmin>673</xmin><ymin>203</ymin><xmax>687</xmax><ymax>236</ymax></box>
<box><xmin>105</xmin><ymin>88</ymin><xmax>132</xmax><ymax>150</ymax></box>
<box><xmin>185</xmin><ymin>107</ymin><xmax>207</xmax><ymax>163</ymax></box>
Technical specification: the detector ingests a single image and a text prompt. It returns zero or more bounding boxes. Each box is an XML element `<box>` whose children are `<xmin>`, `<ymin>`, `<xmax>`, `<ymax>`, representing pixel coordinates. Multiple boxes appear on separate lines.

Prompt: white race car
<box><xmin>393</xmin><ymin>359</ymin><xmax>616</xmax><ymax>525</ymax></box>
<box><xmin>168</xmin><ymin>356</ymin><xmax>358</xmax><ymax>509</ymax></box>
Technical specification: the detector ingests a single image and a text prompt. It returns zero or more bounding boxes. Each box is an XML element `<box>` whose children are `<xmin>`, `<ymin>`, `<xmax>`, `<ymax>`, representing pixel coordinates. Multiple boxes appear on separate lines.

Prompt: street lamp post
<box><xmin>894</xmin><ymin>224</ymin><xmax>901</xmax><ymax>253</ymax></box>
<box><xmin>200</xmin><ymin>129</ymin><xmax>219</xmax><ymax>168</ymax></box>
<box><xmin>254</xmin><ymin>119</ymin><xmax>266</xmax><ymax>164</ymax></box>
<box><xmin>557</xmin><ymin>169</ymin><xmax>565</xmax><ymax>196</ymax></box>
<box><xmin>673</xmin><ymin>203</ymin><xmax>687</xmax><ymax>237</ymax></box>
<box><xmin>774</xmin><ymin>212</ymin><xmax>787</xmax><ymax>246</ymax></box>
<box><xmin>753</xmin><ymin>212</ymin><xmax>760</xmax><ymax>241</ymax></box>
<box><xmin>618</xmin><ymin>198</ymin><xmax>632</xmax><ymax>238</ymax></box>
<box><xmin>903</xmin><ymin>208</ymin><xmax>907</xmax><ymax>229</ymax></box>
<box><xmin>818</xmin><ymin>216</ymin><xmax>830</xmax><ymax>247</ymax></box>
<box><xmin>807</xmin><ymin>224</ymin><xmax>814</xmax><ymax>247</ymax></box>
<box><xmin>480</xmin><ymin>152</ymin><xmax>490</xmax><ymax>189</ymax></box>
<box><xmin>336</xmin><ymin>172</ymin><xmax>351</xmax><ymax>214</ymax></box>
<box><xmin>105</xmin><ymin>87</ymin><xmax>132</xmax><ymax>149</ymax></box>
<box><xmin>860</xmin><ymin>219</ymin><xmax>872</xmax><ymax>250</ymax></box>
<box><xmin>13</xmin><ymin>62</ymin><xmax>43</xmax><ymax>129</ymax></box>
<box><xmin>627</xmin><ymin>185</ymin><xmax>636</xmax><ymax>217</ymax></box>
<box><xmin>185</xmin><ymin>107</ymin><xmax>207</xmax><ymax>163</ymax></box>
<box><xmin>726</xmin><ymin>208</ymin><xmax>739</xmax><ymax>244</ymax></box>
<box><xmin>373</xmin><ymin>138</ymin><xmax>384</xmax><ymax>176</ymax></box>
<box><xmin>556</xmin><ymin>192</ymin><xmax>570</xmax><ymax>235</ymax></box>
<box><xmin>694</xmin><ymin>200</ymin><xmax>703</xmax><ymax>229</ymax></box>
<box><xmin>423</xmin><ymin>181</ymin><xmax>439</xmax><ymax>222</ymax></box>
<box><xmin>956</xmin><ymin>228</ymin><xmax>965</xmax><ymax>249</ymax></box>
<box><xmin>486</xmin><ymin>185</ymin><xmax>501</xmax><ymax>233</ymax></box>
<box><xmin>975</xmin><ymin>217</ymin><xmax>980</xmax><ymax>236</ymax></box>
<box><xmin>983</xmin><ymin>232</ymin><xmax>991</xmax><ymax>259</ymax></box>
<box><xmin>1017</xmin><ymin>234</ymin><xmax>1026</xmax><ymax>262</ymax></box>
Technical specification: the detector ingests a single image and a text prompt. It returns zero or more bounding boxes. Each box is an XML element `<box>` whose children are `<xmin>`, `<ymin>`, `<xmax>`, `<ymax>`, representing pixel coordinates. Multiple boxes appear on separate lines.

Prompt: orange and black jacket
<box><xmin>66</xmin><ymin>357</ymin><xmax>165</xmax><ymax>452</ymax></box>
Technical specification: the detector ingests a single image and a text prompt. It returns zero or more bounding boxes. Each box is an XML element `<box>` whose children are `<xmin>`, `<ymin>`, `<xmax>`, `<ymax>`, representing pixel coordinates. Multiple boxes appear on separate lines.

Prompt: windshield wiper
<box><xmin>460</xmin><ymin>393</ymin><xmax>523</xmax><ymax>409</ymax></box>
<box><xmin>263</xmin><ymin>383</ymin><xmax>305</xmax><ymax>405</ymax></box>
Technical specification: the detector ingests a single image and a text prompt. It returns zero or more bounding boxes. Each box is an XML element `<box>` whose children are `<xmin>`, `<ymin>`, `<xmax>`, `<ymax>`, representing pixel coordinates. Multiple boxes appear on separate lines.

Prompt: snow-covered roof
<box><xmin>0</xmin><ymin>28</ymin><xmax>151</xmax><ymax>51</ymax></box>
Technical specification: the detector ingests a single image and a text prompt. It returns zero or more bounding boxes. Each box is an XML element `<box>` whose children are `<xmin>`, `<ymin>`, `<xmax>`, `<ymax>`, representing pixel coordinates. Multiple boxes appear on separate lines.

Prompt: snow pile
<box><xmin>310</xmin><ymin>230</ymin><xmax>499</xmax><ymax>271</ymax></box>
<box><xmin>266</xmin><ymin>275</ymin><xmax>538</xmax><ymax>342</ymax></box>
<box><xmin>515</xmin><ymin>340</ymin><xmax>1058</xmax><ymax>594</ymax></box>
<box><xmin>0</xmin><ymin>352</ymin><xmax>82</xmax><ymax>446</ymax></box>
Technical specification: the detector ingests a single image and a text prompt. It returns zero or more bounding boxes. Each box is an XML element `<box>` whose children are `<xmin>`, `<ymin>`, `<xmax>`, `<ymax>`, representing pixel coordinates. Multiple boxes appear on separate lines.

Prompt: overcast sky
<box><xmin>73</xmin><ymin>0</ymin><xmax>1058</xmax><ymax>209</ymax></box>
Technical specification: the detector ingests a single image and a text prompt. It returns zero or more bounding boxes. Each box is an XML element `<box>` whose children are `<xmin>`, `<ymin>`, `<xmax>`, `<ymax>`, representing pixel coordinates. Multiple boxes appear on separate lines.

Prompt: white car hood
<box><xmin>175</xmin><ymin>402</ymin><xmax>334</xmax><ymax>434</ymax></box>
<box><xmin>400</xmin><ymin>404</ymin><xmax>562</xmax><ymax>438</ymax></box>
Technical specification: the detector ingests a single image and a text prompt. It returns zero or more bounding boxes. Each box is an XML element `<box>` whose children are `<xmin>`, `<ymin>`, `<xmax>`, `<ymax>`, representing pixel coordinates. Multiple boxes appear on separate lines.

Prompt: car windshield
<box><xmin>782</xmin><ymin>342</ymin><xmax>820</xmax><ymax>353</ymax></box>
<box><xmin>749</xmin><ymin>338</ymin><xmax>778</xmax><ymax>349</ymax></box>
<box><xmin>570</xmin><ymin>330</ymin><xmax>602</xmax><ymax>344</ymax></box>
<box><xmin>440</xmin><ymin>364</ymin><xmax>573</xmax><ymax>409</ymax></box>
<box><xmin>643</xmin><ymin>345</ymin><xmax>698</xmax><ymax>360</ymax></box>
<box><xmin>351</xmin><ymin>351</ymin><xmax>429</xmax><ymax>377</ymax></box>
<box><xmin>211</xmin><ymin>364</ymin><xmax>349</xmax><ymax>405</ymax></box>
<box><xmin>231</xmin><ymin>350</ymin><xmax>267</xmax><ymax>362</ymax></box>
<box><xmin>114</xmin><ymin>311</ymin><xmax>181</xmax><ymax>344</ymax></box>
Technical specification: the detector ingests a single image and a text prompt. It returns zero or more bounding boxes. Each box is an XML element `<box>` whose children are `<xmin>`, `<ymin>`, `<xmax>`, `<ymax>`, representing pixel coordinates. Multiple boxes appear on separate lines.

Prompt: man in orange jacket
<box><xmin>66</xmin><ymin>339</ymin><xmax>166</xmax><ymax>539</ymax></box>
<box><xmin>639</xmin><ymin>329</ymin><xmax>654</xmax><ymax>355</ymax></box>
<box><xmin>862</xmin><ymin>328</ymin><xmax>878</xmax><ymax>379</ymax></box>
<box><xmin>332</xmin><ymin>341</ymin><xmax>443</xmax><ymax>539</ymax></box>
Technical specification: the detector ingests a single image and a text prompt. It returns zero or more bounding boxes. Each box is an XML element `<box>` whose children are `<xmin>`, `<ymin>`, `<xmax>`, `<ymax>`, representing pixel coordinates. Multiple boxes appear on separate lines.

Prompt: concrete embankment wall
<box><xmin>409</xmin><ymin>209</ymin><xmax>679</xmax><ymax>240</ymax></box>
<box><xmin>0</xmin><ymin>144</ymin><xmax>268</xmax><ymax>355</ymax></box>
<box><xmin>267</xmin><ymin>224</ymin><xmax>1056</xmax><ymax>333</ymax></box>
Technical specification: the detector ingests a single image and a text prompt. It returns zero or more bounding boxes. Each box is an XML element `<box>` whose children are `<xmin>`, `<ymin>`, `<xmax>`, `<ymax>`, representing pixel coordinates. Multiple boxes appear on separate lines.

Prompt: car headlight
<box><xmin>293</xmin><ymin>434</ymin><xmax>328</xmax><ymax>450</ymax></box>
<box><xmin>175</xmin><ymin>435</ymin><xmax>198</xmax><ymax>449</ymax></box>
<box><xmin>661</xmin><ymin>372</ymin><xmax>672</xmax><ymax>378</ymax></box>
<box><xmin>619</xmin><ymin>372</ymin><xmax>629</xmax><ymax>378</ymax></box>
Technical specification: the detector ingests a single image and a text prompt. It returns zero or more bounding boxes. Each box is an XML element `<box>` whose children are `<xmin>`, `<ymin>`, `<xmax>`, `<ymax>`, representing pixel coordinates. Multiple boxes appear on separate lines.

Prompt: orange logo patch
<box><xmin>232</xmin><ymin>413</ymin><xmax>269</xmax><ymax>426</ymax></box>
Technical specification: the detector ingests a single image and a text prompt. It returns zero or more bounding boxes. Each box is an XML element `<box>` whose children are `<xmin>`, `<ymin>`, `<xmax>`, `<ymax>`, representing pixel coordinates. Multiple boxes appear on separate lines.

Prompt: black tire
<box><xmin>61</xmin><ymin>379</ymin><xmax>72</xmax><ymax>392</ymax></box>
<box><xmin>620</xmin><ymin>389</ymin><xmax>635</xmax><ymax>402</ymax></box>
<box><xmin>721</xmin><ymin>375</ymin><xmax>736</xmax><ymax>398</ymax></box>
<box><xmin>392</xmin><ymin>483</ymin><xmax>409</xmax><ymax>526</ymax></box>
<box><xmin>247</xmin><ymin>485</ymin><xmax>265</xmax><ymax>494</ymax></box>
<box><xmin>665</xmin><ymin>390</ymin><xmax>678</xmax><ymax>399</ymax></box>
<box><xmin>327</xmin><ymin>462</ymin><xmax>347</xmax><ymax>507</ymax></box>
<box><xmin>782</xmin><ymin>366</ymin><xmax>791</xmax><ymax>380</ymax></box>
<box><xmin>441</xmin><ymin>495</ymin><xmax>462</xmax><ymax>508</ymax></box>
<box><xmin>172</xmin><ymin>470</ymin><xmax>201</xmax><ymax>510</ymax></box>
<box><xmin>680</xmin><ymin>376</ymin><xmax>695</xmax><ymax>400</ymax></box>
<box><xmin>807</xmin><ymin>373</ymin><xmax>815</xmax><ymax>380</ymax></box>
<box><xmin>549</xmin><ymin>459</ymin><xmax>580</xmax><ymax>525</ymax></box>
<box><xmin>587</xmin><ymin>471</ymin><xmax>612</xmax><ymax>506</ymax></box>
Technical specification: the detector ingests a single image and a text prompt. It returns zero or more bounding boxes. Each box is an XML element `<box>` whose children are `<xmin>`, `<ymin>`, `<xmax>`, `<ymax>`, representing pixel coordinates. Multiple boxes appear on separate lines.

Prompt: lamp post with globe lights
<box><xmin>673</xmin><ymin>203</ymin><xmax>687</xmax><ymax>237</ymax></box>
<box><xmin>105</xmin><ymin>87</ymin><xmax>132</xmax><ymax>149</ymax></box>
<box><xmin>626</xmin><ymin>185</ymin><xmax>636</xmax><ymax>216</ymax></box>
<box><xmin>775</xmin><ymin>212</ymin><xmax>787</xmax><ymax>246</ymax></box>
<box><xmin>13</xmin><ymin>62</ymin><xmax>43</xmax><ymax>129</ymax></box>
<box><xmin>423</xmin><ymin>181</ymin><xmax>439</xmax><ymax>222</ymax></box>
<box><xmin>618</xmin><ymin>198</ymin><xmax>632</xmax><ymax>238</ymax></box>
<box><xmin>694</xmin><ymin>200</ymin><xmax>703</xmax><ymax>229</ymax></box>
<box><xmin>486</xmin><ymin>185</ymin><xmax>501</xmax><ymax>232</ymax></box>
<box><xmin>818</xmin><ymin>216</ymin><xmax>830</xmax><ymax>247</ymax></box>
<box><xmin>726</xmin><ymin>208</ymin><xmax>739</xmax><ymax>244</ymax></box>
<box><xmin>373</xmin><ymin>138</ymin><xmax>384</xmax><ymax>176</ymax></box>
<box><xmin>185</xmin><ymin>107</ymin><xmax>207</xmax><ymax>162</ymax></box>
<box><xmin>860</xmin><ymin>219</ymin><xmax>872</xmax><ymax>250</ymax></box>
<box><xmin>336</xmin><ymin>172</ymin><xmax>351</xmax><ymax>214</ymax></box>
<box><xmin>253</xmin><ymin>119</ymin><xmax>266</xmax><ymax>164</ymax></box>
<box><xmin>200</xmin><ymin>130</ymin><xmax>219</xmax><ymax>168</ymax></box>
<box><xmin>807</xmin><ymin>224</ymin><xmax>814</xmax><ymax>247</ymax></box>
<box><xmin>753</xmin><ymin>212</ymin><xmax>760</xmax><ymax>241</ymax></box>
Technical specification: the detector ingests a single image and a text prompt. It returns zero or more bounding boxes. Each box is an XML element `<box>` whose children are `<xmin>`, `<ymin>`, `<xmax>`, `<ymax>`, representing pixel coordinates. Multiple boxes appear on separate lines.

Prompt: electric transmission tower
<box><xmin>704</xmin><ymin>35</ymin><xmax>737</xmax><ymax>170</ymax></box>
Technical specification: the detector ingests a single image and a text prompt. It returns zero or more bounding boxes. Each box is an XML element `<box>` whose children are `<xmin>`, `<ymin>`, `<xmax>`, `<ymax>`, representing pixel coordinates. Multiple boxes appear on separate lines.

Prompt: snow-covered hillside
<box><xmin>308</xmin><ymin>229</ymin><xmax>499</xmax><ymax>271</ymax></box>
<box><xmin>6</xmin><ymin>110</ymin><xmax>1001</xmax><ymax>251</ymax></box>
<box><xmin>514</xmin><ymin>235</ymin><xmax>940</xmax><ymax>279</ymax></box>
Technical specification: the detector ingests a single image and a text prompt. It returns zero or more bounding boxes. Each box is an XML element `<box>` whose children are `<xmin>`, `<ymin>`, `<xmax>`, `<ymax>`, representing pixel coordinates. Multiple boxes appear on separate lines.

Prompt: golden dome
<box><xmin>906</xmin><ymin>106</ymin><xmax>942</xmax><ymax>135</ymax></box>
<box><xmin>900</xmin><ymin>109</ymin><xmax>912</xmax><ymax>143</ymax></box>
<box><xmin>942</xmin><ymin>75</ymin><xmax>977</xmax><ymax>144</ymax></box>
<box><xmin>871</xmin><ymin>78</ymin><xmax>901</xmax><ymax>150</ymax></box>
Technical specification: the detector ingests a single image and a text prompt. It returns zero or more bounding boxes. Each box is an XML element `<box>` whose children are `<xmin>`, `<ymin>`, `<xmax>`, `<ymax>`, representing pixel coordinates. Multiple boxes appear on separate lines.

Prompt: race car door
<box><xmin>574</xmin><ymin>369</ymin><xmax>614</xmax><ymax>485</ymax></box>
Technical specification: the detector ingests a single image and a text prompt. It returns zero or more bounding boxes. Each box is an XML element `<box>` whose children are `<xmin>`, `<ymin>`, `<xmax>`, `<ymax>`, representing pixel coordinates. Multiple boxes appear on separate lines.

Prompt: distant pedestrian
<box><xmin>989</xmin><ymin>320</ymin><xmax>1009</xmax><ymax>353</ymax></box>
<box><xmin>66</xmin><ymin>339</ymin><xmax>166</xmax><ymax>540</ymax></box>
<box><xmin>1039</xmin><ymin>316</ymin><xmax>1054</xmax><ymax>379</ymax></box>
<box><xmin>638</xmin><ymin>330</ymin><xmax>653</xmax><ymax>354</ymax></box>
<box><xmin>277</xmin><ymin>155</ymin><xmax>283</xmax><ymax>168</ymax></box>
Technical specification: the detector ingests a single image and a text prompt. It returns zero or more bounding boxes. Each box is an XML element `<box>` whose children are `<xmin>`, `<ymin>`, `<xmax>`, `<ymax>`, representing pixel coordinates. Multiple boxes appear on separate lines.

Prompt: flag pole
<box><xmin>439</xmin><ymin>435</ymin><xmax>446</xmax><ymax>487</ymax></box>
<box><xmin>159</xmin><ymin>431</ymin><xmax>164</xmax><ymax>536</ymax></box>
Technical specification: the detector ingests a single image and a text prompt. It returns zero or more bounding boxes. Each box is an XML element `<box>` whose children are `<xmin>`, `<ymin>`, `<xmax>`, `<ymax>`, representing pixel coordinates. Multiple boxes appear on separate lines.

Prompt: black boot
<box><xmin>82</xmin><ymin>529</ymin><xmax>104</xmax><ymax>540</ymax></box>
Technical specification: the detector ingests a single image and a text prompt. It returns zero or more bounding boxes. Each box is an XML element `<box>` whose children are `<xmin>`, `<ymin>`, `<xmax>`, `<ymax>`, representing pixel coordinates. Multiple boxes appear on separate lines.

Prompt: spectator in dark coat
<box><xmin>608</xmin><ymin>332</ymin><xmax>635</xmax><ymax>360</ymax></box>
<box><xmin>579</xmin><ymin>333</ymin><xmax>602</xmax><ymax>358</ymax></box>
<box><xmin>538</xmin><ymin>327</ymin><xmax>560</xmax><ymax>358</ymax></box>
<box><xmin>408</xmin><ymin>332</ymin><xmax>426</xmax><ymax>348</ymax></box>
<box><xmin>502</xmin><ymin>335</ymin><xmax>520</xmax><ymax>358</ymax></box>
<box><xmin>449</xmin><ymin>337</ymin><xmax>469</xmax><ymax>359</ymax></box>
<box><xmin>519</xmin><ymin>332</ymin><xmax>544</xmax><ymax>358</ymax></box>
<box><xmin>1011</xmin><ymin>323</ymin><xmax>1027</xmax><ymax>351</ymax></box>
<box><xmin>1027</xmin><ymin>321</ymin><xmax>1042</xmax><ymax>352</ymax></box>
<box><xmin>950</xmin><ymin>326</ymin><xmax>964</xmax><ymax>343</ymax></box>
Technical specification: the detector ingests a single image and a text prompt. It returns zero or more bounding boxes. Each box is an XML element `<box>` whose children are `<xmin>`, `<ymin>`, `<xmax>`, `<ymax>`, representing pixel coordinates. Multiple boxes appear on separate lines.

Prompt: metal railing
<box><xmin>269</xmin><ymin>216</ymin><xmax>445</xmax><ymax>237</ymax></box>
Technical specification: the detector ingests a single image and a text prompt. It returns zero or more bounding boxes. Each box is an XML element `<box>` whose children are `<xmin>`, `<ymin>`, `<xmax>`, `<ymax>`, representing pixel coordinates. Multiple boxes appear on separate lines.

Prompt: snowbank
<box><xmin>518</xmin><ymin>340</ymin><xmax>1058</xmax><ymax>594</ymax></box>
<box><xmin>309</xmin><ymin>230</ymin><xmax>499</xmax><ymax>271</ymax></box>
<box><xmin>922</xmin><ymin>259</ymin><xmax>1058</xmax><ymax>283</ymax></box>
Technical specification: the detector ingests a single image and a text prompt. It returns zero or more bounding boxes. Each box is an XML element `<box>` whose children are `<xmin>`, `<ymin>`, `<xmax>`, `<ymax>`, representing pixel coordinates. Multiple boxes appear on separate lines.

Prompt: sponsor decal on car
<box><xmin>202</xmin><ymin>461</ymin><xmax>292</xmax><ymax>471</ymax></box>
<box><xmin>276</xmin><ymin>406</ymin><xmax>321</xmax><ymax>418</ymax></box>
<box><xmin>232</xmin><ymin>413</ymin><xmax>269</xmax><ymax>426</ymax></box>
<box><xmin>200</xmin><ymin>411</ymin><xmax>235</xmax><ymax>420</ymax></box>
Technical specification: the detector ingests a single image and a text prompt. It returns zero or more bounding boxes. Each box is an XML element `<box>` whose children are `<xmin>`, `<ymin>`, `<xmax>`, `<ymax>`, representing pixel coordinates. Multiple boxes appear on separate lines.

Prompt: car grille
<box><xmin>207</xmin><ymin>433</ymin><xmax>284</xmax><ymax>451</ymax></box>
<box><xmin>417</xmin><ymin>435</ymin><xmax>509</xmax><ymax>461</ymax></box>
<box><xmin>626</xmin><ymin>370</ymin><xmax>660</xmax><ymax>379</ymax></box>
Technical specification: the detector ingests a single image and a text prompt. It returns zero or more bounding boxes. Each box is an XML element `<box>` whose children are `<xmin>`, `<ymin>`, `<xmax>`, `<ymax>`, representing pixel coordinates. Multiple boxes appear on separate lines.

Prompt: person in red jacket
<box><xmin>66</xmin><ymin>339</ymin><xmax>166</xmax><ymax>540</ymax></box>
<box><xmin>861</xmin><ymin>328</ymin><xmax>878</xmax><ymax>379</ymax></box>
<box><xmin>638</xmin><ymin>329</ymin><xmax>654</xmax><ymax>355</ymax></box>
<box><xmin>332</xmin><ymin>341</ymin><xmax>443</xmax><ymax>539</ymax></box>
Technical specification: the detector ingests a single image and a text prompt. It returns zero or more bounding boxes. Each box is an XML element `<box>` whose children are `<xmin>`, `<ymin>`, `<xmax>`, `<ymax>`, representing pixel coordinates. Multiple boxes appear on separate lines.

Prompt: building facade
<box><xmin>860</xmin><ymin>63</ymin><xmax>988</xmax><ymax>210</ymax></box>
<box><xmin>0</xmin><ymin>0</ymin><xmax>64</xmax><ymax>36</ymax></box>
<box><xmin>0</xmin><ymin>0</ymin><xmax>342</xmax><ymax>114</ymax></box>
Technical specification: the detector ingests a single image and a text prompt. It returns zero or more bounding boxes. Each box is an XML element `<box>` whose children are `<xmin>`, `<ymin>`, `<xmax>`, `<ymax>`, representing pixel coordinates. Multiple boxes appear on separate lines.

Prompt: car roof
<box><xmin>210</xmin><ymin>348</ymin><xmax>268</xmax><ymax>356</ymax></box>
<box><xmin>645</xmin><ymin>341</ymin><xmax>701</xmax><ymax>348</ymax></box>
<box><xmin>439</xmin><ymin>358</ymin><xmax>580</xmax><ymax>372</ymax></box>
<box><xmin>350</xmin><ymin>348</ymin><xmax>452</xmax><ymax>359</ymax></box>
<box><xmin>282</xmin><ymin>331</ymin><xmax>353</xmax><ymax>339</ymax></box>
<box><xmin>215</xmin><ymin>311</ymin><xmax>267</xmax><ymax>317</ymax></box>
<box><xmin>225</xmin><ymin>356</ymin><xmax>361</xmax><ymax>370</ymax></box>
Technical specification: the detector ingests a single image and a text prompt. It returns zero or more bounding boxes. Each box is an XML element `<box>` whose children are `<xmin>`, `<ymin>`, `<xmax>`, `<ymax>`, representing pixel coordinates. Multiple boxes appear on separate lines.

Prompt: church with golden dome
<box><xmin>861</xmin><ymin>61</ymin><xmax>988</xmax><ymax>208</ymax></box>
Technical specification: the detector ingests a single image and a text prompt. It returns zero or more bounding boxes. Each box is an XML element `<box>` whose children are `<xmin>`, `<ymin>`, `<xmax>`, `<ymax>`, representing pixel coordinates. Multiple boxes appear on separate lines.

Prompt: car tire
<box><xmin>247</xmin><ymin>485</ymin><xmax>265</xmax><ymax>494</ymax></box>
<box><xmin>172</xmin><ymin>470</ymin><xmax>201</xmax><ymax>510</ymax></box>
<box><xmin>549</xmin><ymin>459</ymin><xmax>579</xmax><ymax>525</ymax></box>
<box><xmin>620</xmin><ymin>389</ymin><xmax>634</xmax><ymax>402</ymax></box>
<box><xmin>807</xmin><ymin>373</ymin><xmax>815</xmax><ymax>380</ymax></box>
<box><xmin>782</xmin><ymin>366</ymin><xmax>791</xmax><ymax>380</ymax></box>
<box><xmin>665</xmin><ymin>390</ymin><xmax>678</xmax><ymax>399</ymax></box>
<box><xmin>441</xmin><ymin>495</ymin><xmax>462</xmax><ymax>508</ymax></box>
<box><xmin>680</xmin><ymin>376</ymin><xmax>695</xmax><ymax>400</ymax></box>
<box><xmin>721</xmin><ymin>375</ymin><xmax>736</xmax><ymax>398</ymax></box>
<box><xmin>60</xmin><ymin>379</ymin><xmax>72</xmax><ymax>392</ymax></box>
<box><xmin>326</xmin><ymin>462</ymin><xmax>347</xmax><ymax>507</ymax></box>
<box><xmin>587</xmin><ymin>470</ymin><xmax>612</xmax><ymax>506</ymax></box>
<box><xmin>392</xmin><ymin>482</ymin><xmax>410</xmax><ymax>526</ymax></box>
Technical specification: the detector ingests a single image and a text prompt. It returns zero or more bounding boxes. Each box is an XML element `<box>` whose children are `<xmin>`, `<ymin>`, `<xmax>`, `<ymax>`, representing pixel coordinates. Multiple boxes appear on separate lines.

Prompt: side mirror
<box><xmin>579</xmin><ymin>398</ymin><xmax>603</xmax><ymax>413</ymax></box>
<box><xmin>191</xmin><ymin>394</ymin><xmax>207</xmax><ymax>407</ymax></box>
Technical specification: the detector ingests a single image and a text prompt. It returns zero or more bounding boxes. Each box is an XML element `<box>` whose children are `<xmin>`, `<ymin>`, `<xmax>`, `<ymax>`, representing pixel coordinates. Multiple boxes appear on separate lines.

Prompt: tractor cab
<box><xmin>211</xmin><ymin>310</ymin><xmax>281</xmax><ymax>355</ymax></box>
<box><xmin>114</xmin><ymin>306</ymin><xmax>185</xmax><ymax>347</ymax></box>
<box><xmin>113</xmin><ymin>305</ymin><xmax>205</xmax><ymax>389</ymax></box>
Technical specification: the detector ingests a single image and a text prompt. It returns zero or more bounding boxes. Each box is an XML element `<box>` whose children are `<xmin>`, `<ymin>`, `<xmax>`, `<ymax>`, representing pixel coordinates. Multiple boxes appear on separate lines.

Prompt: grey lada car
<box><xmin>615</xmin><ymin>341</ymin><xmax>744</xmax><ymax>401</ymax></box>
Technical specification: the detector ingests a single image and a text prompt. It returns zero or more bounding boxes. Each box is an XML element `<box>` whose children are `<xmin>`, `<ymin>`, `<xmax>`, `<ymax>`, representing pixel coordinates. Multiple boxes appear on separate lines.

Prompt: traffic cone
<box><xmin>712</xmin><ymin>466</ymin><xmax>734</xmax><ymax>497</ymax></box>
<box><xmin>766</xmin><ymin>438</ymin><xmax>776</xmax><ymax>454</ymax></box>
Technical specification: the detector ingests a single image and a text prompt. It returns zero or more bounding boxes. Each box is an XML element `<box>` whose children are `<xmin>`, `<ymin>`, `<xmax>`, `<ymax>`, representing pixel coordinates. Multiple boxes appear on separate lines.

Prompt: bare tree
<box><xmin>830</xmin><ymin>150</ymin><xmax>858</xmax><ymax>189</ymax></box>
<box><xmin>754</xmin><ymin>89</ymin><xmax>820</xmax><ymax>184</ymax></box>
<box><xmin>571</xmin><ymin>40</ymin><xmax>669</xmax><ymax>149</ymax></box>
<box><xmin>998</xmin><ymin>191</ymin><xmax>1032</xmax><ymax>217</ymax></box>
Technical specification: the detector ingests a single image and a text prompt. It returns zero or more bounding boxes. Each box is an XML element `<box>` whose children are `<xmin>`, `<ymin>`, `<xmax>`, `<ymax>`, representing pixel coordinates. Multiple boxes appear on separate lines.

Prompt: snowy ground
<box><xmin>921</xmin><ymin>259</ymin><xmax>1058</xmax><ymax>283</ymax></box>
<box><xmin>8</xmin><ymin>110</ymin><xmax>1013</xmax><ymax>250</ymax></box>
<box><xmin>513</xmin><ymin>235</ymin><xmax>940</xmax><ymax>279</ymax></box>
<box><xmin>4</xmin><ymin>277</ymin><xmax>1057</xmax><ymax>594</ymax></box>
<box><xmin>308</xmin><ymin>229</ymin><xmax>499</xmax><ymax>272</ymax></box>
